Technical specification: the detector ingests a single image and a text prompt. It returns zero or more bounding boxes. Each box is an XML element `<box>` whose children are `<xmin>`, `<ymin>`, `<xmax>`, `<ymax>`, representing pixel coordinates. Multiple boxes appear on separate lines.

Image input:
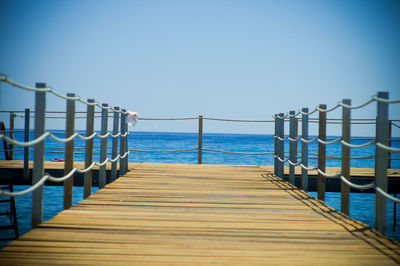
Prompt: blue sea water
<box><xmin>0</xmin><ymin>131</ymin><xmax>399</xmax><ymax>248</ymax></box>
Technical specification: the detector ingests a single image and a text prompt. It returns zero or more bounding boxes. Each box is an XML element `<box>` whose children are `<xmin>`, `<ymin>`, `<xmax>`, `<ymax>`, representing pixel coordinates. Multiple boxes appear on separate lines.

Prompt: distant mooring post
<box><xmin>198</xmin><ymin>115</ymin><xmax>203</xmax><ymax>164</ymax></box>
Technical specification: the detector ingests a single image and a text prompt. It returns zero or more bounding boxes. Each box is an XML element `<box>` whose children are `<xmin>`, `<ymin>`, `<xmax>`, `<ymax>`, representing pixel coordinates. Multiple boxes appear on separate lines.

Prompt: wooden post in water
<box><xmin>198</xmin><ymin>115</ymin><xmax>203</xmax><ymax>164</ymax></box>
<box><xmin>318</xmin><ymin>104</ymin><xmax>327</xmax><ymax>201</ymax></box>
<box><xmin>9</xmin><ymin>112</ymin><xmax>15</xmax><ymax>160</ymax></box>
<box><xmin>341</xmin><ymin>99</ymin><xmax>351</xmax><ymax>215</ymax></box>
<box><xmin>301</xmin><ymin>108</ymin><xmax>309</xmax><ymax>191</ymax></box>
<box><xmin>375</xmin><ymin>92</ymin><xmax>389</xmax><ymax>234</ymax></box>
<box><xmin>289</xmin><ymin>111</ymin><xmax>296</xmax><ymax>185</ymax></box>
<box><xmin>23</xmin><ymin>108</ymin><xmax>30</xmax><ymax>180</ymax></box>
<box><xmin>84</xmin><ymin>99</ymin><xmax>95</xmax><ymax>199</ymax></box>
<box><xmin>63</xmin><ymin>93</ymin><xmax>76</xmax><ymax>210</ymax></box>
<box><xmin>111</xmin><ymin>107</ymin><xmax>120</xmax><ymax>182</ymax></box>
<box><xmin>32</xmin><ymin>83</ymin><xmax>46</xmax><ymax>228</ymax></box>
<box><xmin>99</xmin><ymin>104</ymin><xmax>108</xmax><ymax>189</ymax></box>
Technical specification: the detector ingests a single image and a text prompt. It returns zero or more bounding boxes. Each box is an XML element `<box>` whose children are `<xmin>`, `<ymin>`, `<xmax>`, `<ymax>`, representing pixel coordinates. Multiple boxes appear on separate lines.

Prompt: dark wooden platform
<box><xmin>1</xmin><ymin>163</ymin><xmax>400</xmax><ymax>265</ymax></box>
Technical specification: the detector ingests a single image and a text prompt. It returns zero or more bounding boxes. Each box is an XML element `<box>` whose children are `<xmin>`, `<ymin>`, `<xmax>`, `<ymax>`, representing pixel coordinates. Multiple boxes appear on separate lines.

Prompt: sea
<box><xmin>1</xmin><ymin>130</ymin><xmax>400</xmax><ymax>248</ymax></box>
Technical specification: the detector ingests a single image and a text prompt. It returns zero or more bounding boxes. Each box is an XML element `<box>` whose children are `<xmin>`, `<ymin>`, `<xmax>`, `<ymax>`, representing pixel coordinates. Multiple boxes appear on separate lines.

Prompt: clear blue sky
<box><xmin>0</xmin><ymin>0</ymin><xmax>399</xmax><ymax>136</ymax></box>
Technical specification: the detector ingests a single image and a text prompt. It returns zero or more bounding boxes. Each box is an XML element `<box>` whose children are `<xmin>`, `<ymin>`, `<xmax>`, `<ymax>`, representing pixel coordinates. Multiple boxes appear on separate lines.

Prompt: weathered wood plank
<box><xmin>1</xmin><ymin>163</ymin><xmax>399</xmax><ymax>265</ymax></box>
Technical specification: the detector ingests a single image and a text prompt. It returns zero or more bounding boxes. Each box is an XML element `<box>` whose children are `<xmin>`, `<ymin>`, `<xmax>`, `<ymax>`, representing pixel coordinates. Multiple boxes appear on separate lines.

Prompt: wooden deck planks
<box><xmin>0</xmin><ymin>160</ymin><xmax>399</xmax><ymax>177</ymax></box>
<box><xmin>1</xmin><ymin>163</ymin><xmax>400</xmax><ymax>265</ymax></box>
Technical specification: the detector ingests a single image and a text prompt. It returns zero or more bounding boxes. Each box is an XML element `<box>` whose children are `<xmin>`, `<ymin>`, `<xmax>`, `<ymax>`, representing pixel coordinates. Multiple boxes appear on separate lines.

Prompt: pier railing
<box><xmin>273</xmin><ymin>92</ymin><xmax>400</xmax><ymax>235</ymax></box>
<box><xmin>0</xmin><ymin>75</ymin><xmax>399</xmax><ymax>236</ymax></box>
<box><xmin>0</xmin><ymin>75</ymin><xmax>130</xmax><ymax>227</ymax></box>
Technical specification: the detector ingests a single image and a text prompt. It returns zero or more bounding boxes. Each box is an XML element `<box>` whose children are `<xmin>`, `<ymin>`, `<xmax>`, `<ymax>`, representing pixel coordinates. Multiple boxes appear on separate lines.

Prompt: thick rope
<box><xmin>339</xmin><ymin>174</ymin><xmax>375</xmax><ymax>190</ymax></box>
<box><xmin>203</xmin><ymin>148</ymin><xmax>273</xmax><ymax>155</ymax></box>
<box><xmin>0</xmin><ymin>75</ymin><xmax>128</xmax><ymax>113</ymax></box>
<box><xmin>300</xmin><ymin>137</ymin><xmax>319</xmax><ymax>143</ymax></box>
<box><xmin>340</xmin><ymin>140</ymin><xmax>376</xmax><ymax>149</ymax></box>
<box><xmin>204</xmin><ymin>117</ymin><xmax>274</xmax><ymax>122</ymax></box>
<box><xmin>138</xmin><ymin>117</ymin><xmax>197</xmax><ymax>121</ymax></box>
<box><xmin>376</xmin><ymin>142</ymin><xmax>400</xmax><ymax>153</ymax></box>
<box><xmin>376</xmin><ymin>187</ymin><xmax>400</xmax><ymax>203</ymax></box>
<box><xmin>317</xmin><ymin>137</ymin><xmax>342</xmax><ymax>145</ymax></box>
<box><xmin>130</xmin><ymin>148</ymin><xmax>198</xmax><ymax>153</ymax></box>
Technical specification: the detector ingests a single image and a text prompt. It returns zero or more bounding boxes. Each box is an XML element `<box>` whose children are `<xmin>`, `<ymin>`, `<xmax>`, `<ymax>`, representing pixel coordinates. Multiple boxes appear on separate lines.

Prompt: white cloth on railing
<box><xmin>126</xmin><ymin>111</ymin><xmax>138</xmax><ymax>127</ymax></box>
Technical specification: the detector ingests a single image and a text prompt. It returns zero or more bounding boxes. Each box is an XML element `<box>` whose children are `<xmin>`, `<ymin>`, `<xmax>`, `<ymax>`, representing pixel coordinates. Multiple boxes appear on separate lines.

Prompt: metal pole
<box><xmin>278</xmin><ymin>113</ymin><xmax>284</xmax><ymax>179</ymax></box>
<box><xmin>375</xmin><ymin>91</ymin><xmax>389</xmax><ymax>235</ymax></box>
<box><xmin>99</xmin><ymin>104</ymin><xmax>108</xmax><ymax>189</ymax></box>
<box><xmin>318</xmin><ymin>104</ymin><xmax>327</xmax><ymax>201</ymax></box>
<box><xmin>120</xmin><ymin>109</ymin><xmax>127</xmax><ymax>175</ymax></box>
<box><xmin>301</xmin><ymin>108</ymin><xmax>309</xmax><ymax>191</ymax></box>
<box><xmin>341</xmin><ymin>99</ymin><xmax>351</xmax><ymax>215</ymax></box>
<box><xmin>32</xmin><ymin>83</ymin><xmax>46</xmax><ymax>228</ymax></box>
<box><xmin>63</xmin><ymin>93</ymin><xmax>75</xmax><ymax>210</ymax></box>
<box><xmin>111</xmin><ymin>107</ymin><xmax>120</xmax><ymax>182</ymax></box>
<box><xmin>289</xmin><ymin>111</ymin><xmax>296</xmax><ymax>185</ymax></box>
<box><xmin>83</xmin><ymin>99</ymin><xmax>95</xmax><ymax>199</ymax></box>
<box><xmin>198</xmin><ymin>115</ymin><xmax>203</xmax><ymax>164</ymax></box>
<box><xmin>9</xmin><ymin>112</ymin><xmax>15</xmax><ymax>160</ymax></box>
<box><xmin>23</xmin><ymin>108</ymin><xmax>30</xmax><ymax>180</ymax></box>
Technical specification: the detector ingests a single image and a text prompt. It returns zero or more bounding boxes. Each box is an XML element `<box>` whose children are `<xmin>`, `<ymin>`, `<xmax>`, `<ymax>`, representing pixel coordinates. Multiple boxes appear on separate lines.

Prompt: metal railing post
<box><xmin>9</xmin><ymin>112</ymin><xmax>15</xmax><ymax>160</ymax></box>
<box><xmin>198</xmin><ymin>115</ymin><xmax>203</xmax><ymax>164</ymax></box>
<box><xmin>125</xmin><ymin>114</ymin><xmax>129</xmax><ymax>173</ymax></box>
<box><xmin>277</xmin><ymin>113</ymin><xmax>285</xmax><ymax>179</ymax></box>
<box><xmin>318</xmin><ymin>104</ymin><xmax>327</xmax><ymax>201</ymax></box>
<box><xmin>120</xmin><ymin>109</ymin><xmax>127</xmax><ymax>175</ymax></box>
<box><xmin>23</xmin><ymin>108</ymin><xmax>30</xmax><ymax>180</ymax></box>
<box><xmin>32</xmin><ymin>83</ymin><xmax>46</xmax><ymax>228</ymax></box>
<box><xmin>289</xmin><ymin>111</ymin><xmax>296</xmax><ymax>185</ymax></box>
<box><xmin>63</xmin><ymin>93</ymin><xmax>75</xmax><ymax>210</ymax></box>
<box><xmin>99</xmin><ymin>104</ymin><xmax>108</xmax><ymax>189</ymax></box>
<box><xmin>376</xmin><ymin>92</ymin><xmax>389</xmax><ymax>234</ymax></box>
<box><xmin>301</xmin><ymin>108</ymin><xmax>309</xmax><ymax>191</ymax></box>
<box><xmin>84</xmin><ymin>99</ymin><xmax>95</xmax><ymax>199</ymax></box>
<box><xmin>341</xmin><ymin>99</ymin><xmax>351</xmax><ymax>215</ymax></box>
<box><xmin>111</xmin><ymin>107</ymin><xmax>120</xmax><ymax>182</ymax></box>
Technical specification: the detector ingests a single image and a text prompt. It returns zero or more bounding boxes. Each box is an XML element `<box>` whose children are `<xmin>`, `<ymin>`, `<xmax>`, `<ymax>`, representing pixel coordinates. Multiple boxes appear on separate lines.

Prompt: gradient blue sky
<box><xmin>0</xmin><ymin>0</ymin><xmax>399</xmax><ymax>136</ymax></box>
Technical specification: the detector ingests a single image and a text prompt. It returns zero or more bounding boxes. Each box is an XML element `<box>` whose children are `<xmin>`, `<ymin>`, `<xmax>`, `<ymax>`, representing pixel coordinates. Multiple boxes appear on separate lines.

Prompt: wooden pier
<box><xmin>1</xmin><ymin>160</ymin><xmax>400</xmax><ymax>192</ymax></box>
<box><xmin>1</xmin><ymin>163</ymin><xmax>400</xmax><ymax>265</ymax></box>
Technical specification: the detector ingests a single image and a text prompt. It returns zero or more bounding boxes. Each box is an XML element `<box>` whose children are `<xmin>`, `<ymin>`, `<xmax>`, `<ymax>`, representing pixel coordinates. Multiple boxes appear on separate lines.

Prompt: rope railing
<box><xmin>273</xmin><ymin>91</ymin><xmax>399</xmax><ymax>236</ymax></box>
<box><xmin>0</xmin><ymin>130</ymin><xmax>127</xmax><ymax>147</ymax></box>
<box><xmin>203</xmin><ymin>148</ymin><xmax>273</xmax><ymax>155</ymax></box>
<box><xmin>0</xmin><ymin>151</ymin><xmax>130</xmax><ymax>197</ymax></box>
<box><xmin>0</xmin><ymin>74</ymin><xmax>131</xmax><ymax>227</ymax></box>
<box><xmin>130</xmin><ymin>148</ymin><xmax>198</xmax><ymax>153</ymax></box>
<box><xmin>0</xmin><ymin>76</ymin><xmax>399</xmax><ymax>236</ymax></box>
<box><xmin>0</xmin><ymin>75</ymin><xmax>128</xmax><ymax>115</ymax></box>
